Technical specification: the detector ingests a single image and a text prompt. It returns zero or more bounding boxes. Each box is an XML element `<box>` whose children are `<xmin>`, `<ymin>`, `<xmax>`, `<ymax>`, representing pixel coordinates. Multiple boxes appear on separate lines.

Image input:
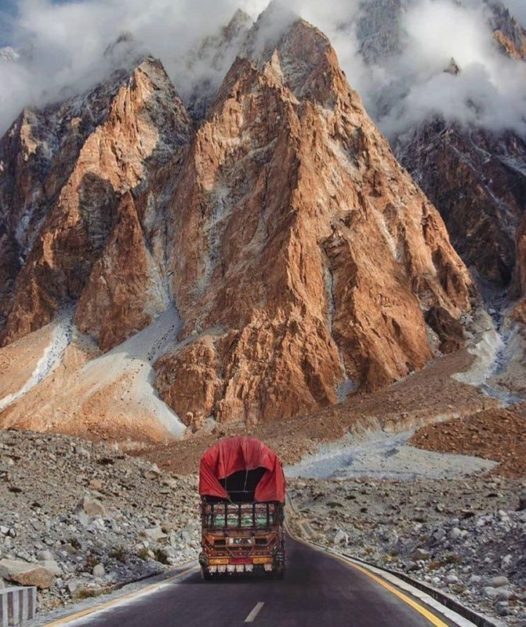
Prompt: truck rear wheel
<box><xmin>201</xmin><ymin>567</ymin><xmax>212</xmax><ymax>582</ymax></box>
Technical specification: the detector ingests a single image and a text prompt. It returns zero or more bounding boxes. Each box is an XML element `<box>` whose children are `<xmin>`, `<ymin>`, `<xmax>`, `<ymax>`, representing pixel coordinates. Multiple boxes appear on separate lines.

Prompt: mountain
<box><xmin>0</xmin><ymin>12</ymin><xmax>474</xmax><ymax>439</ymax></box>
<box><xmin>515</xmin><ymin>213</ymin><xmax>526</xmax><ymax>321</ymax></box>
<box><xmin>362</xmin><ymin>0</ymin><xmax>526</xmax><ymax>398</ymax></box>
<box><xmin>0</xmin><ymin>57</ymin><xmax>191</xmax><ymax>347</ymax></box>
<box><xmin>153</xmin><ymin>15</ymin><xmax>473</xmax><ymax>425</ymax></box>
<box><xmin>395</xmin><ymin>123</ymin><xmax>526</xmax><ymax>287</ymax></box>
<box><xmin>381</xmin><ymin>1</ymin><xmax>526</xmax><ymax>291</ymax></box>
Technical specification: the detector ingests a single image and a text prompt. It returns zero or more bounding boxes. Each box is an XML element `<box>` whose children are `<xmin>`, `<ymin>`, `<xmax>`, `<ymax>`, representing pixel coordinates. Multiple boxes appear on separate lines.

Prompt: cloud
<box><xmin>0</xmin><ymin>0</ymin><xmax>525</xmax><ymax>140</ymax></box>
<box><xmin>371</xmin><ymin>0</ymin><xmax>526</xmax><ymax>137</ymax></box>
<box><xmin>0</xmin><ymin>0</ymin><xmax>245</xmax><ymax>133</ymax></box>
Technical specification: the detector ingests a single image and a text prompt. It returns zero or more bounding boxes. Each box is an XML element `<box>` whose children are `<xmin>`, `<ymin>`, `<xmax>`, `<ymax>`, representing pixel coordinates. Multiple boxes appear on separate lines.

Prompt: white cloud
<box><xmin>0</xmin><ymin>0</ymin><xmax>244</xmax><ymax>133</ymax></box>
<box><xmin>376</xmin><ymin>0</ymin><xmax>526</xmax><ymax>136</ymax></box>
<box><xmin>0</xmin><ymin>0</ymin><xmax>525</xmax><ymax>140</ymax></box>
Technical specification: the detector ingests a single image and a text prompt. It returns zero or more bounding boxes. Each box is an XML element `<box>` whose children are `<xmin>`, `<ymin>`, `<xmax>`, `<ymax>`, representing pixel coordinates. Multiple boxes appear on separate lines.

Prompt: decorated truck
<box><xmin>198</xmin><ymin>436</ymin><xmax>286</xmax><ymax>580</ymax></box>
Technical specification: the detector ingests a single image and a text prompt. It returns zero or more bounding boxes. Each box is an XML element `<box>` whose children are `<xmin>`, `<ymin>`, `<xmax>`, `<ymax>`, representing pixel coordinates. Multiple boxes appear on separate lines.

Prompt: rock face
<box><xmin>154</xmin><ymin>17</ymin><xmax>473</xmax><ymax>424</ymax></box>
<box><xmin>357</xmin><ymin>0</ymin><xmax>526</xmax><ymax>292</ymax></box>
<box><xmin>514</xmin><ymin>215</ymin><xmax>526</xmax><ymax>321</ymax></box>
<box><xmin>0</xmin><ymin>12</ymin><xmax>474</xmax><ymax>435</ymax></box>
<box><xmin>0</xmin><ymin>559</ymin><xmax>56</xmax><ymax>589</ymax></box>
<box><xmin>0</xmin><ymin>57</ymin><xmax>191</xmax><ymax>348</ymax></box>
<box><xmin>397</xmin><ymin>123</ymin><xmax>526</xmax><ymax>286</ymax></box>
<box><xmin>490</xmin><ymin>2</ymin><xmax>526</xmax><ymax>60</ymax></box>
<box><xmin>74</xmin><ymin>192</ymin><xmax>170</xmax><ymax>352</ymax></box>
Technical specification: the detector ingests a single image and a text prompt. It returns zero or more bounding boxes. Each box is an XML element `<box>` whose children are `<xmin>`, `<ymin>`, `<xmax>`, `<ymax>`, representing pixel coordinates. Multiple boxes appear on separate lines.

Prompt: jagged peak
<box><xmin>444</xmin><ymin>57</ymin><xmax>461</xmax><ymax>75</ymax></box>
<box><xmin>236</xmin><ymin>9</ymin><xmax>344</xmax><ymax>108</ymax></box>
<box><xmin>224</xmin><ymin>9</ymin><xmax>253</xmax><ymax>39</ymax></box>
<box><xmin>243</xmin><ymin>1</ymin><xmax>299</xmax><ymax>61</ymax></box>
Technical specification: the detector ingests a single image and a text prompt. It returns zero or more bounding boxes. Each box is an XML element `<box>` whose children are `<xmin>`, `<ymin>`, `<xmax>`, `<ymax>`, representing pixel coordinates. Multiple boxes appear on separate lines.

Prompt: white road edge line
<box><xmin>244</xmin><ymin>602</ymin><xmax>265</xmax><ymax>623</ymax></box>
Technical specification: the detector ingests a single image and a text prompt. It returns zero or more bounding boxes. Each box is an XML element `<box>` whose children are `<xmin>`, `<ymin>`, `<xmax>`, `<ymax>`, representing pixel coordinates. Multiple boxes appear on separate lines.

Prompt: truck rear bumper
<box><xmin>206</xmin><ymin>562</ymin><xmax>274</xmax><ymax>574</ymax></box>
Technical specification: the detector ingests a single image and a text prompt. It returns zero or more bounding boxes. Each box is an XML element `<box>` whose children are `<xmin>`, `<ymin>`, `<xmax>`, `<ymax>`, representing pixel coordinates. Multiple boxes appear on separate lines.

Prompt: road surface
<box><xmin>60</xmin><ymin>537</ymin><xmax>454</xmax><ymax>627</ymax></box>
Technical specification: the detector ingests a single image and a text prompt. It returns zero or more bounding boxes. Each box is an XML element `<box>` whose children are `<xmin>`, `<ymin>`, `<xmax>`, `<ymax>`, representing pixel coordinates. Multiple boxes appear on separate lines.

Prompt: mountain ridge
<box><xmin>0</xmin><ymin>12</ymin><xmax>476</xmax><ymax>437</ymax></box>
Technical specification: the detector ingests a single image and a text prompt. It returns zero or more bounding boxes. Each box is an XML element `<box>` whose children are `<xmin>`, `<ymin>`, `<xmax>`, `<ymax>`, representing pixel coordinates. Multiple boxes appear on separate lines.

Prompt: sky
<box><xmin>0</xmin><ymin>0</ymin><xmax>525</xmax><ymax>138</ymax></box>
<box><xmin>0</xmin><ymin>0</ymin><xmax>16</xmax><ymax>42</ymax></box>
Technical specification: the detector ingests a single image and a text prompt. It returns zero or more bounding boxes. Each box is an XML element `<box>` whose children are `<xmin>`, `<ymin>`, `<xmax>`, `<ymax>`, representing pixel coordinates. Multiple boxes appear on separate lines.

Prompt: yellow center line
<box><xmin>45</xmin><ymin>565</ymin><xmax>197</xmax><ymax>626</ymax></box>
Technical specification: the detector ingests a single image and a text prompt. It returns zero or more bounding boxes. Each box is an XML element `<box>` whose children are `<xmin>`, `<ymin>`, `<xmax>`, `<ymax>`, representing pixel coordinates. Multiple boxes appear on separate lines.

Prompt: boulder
<box><xmin>412</xmin><ymin>548</ymin><xmax>432</xmax><ymax>561</ymax></box>
<box><xmin>496</xmin><ymin>588</ymin><xmax>514</xmax><ymax>601</ymax></box>
<box><xmin>489</xmin><ymin>575</ymin><xmax>510</xmax><ymax>588</ymax></box>
<box><xmin>92</xmin><ymin>564</ymin><xmax>105</xmax><ymax>578</ymax></box>
<box><xmin>40</xmin><ymin>560</ymin><xmax>62</xmax><ymax>576</ymax></box>
<box><xmin>333</xmin><ymin>529</ymin><xmax>348</xmax><ymax>546</ymax></box>
<box><xmin>448</xmin><ymin>527</ymin><xmax>462</xmax><ymax>541</ymax></box>
<box><xmin>37</xmin><ymin>550</ymin><xmax>54</xmax><ymax>562</ymax></box>
<box><xmin>89</xmin><ymin>479</ymin><xmax>104</xmax><ymax>492</ymax></box>
<box><xmin>483</xmin><ymin>587</ymin><xmax>499</xmax><ymax>599</ymax></box>
<box><xmin>141</xmin><ymin>526</ymin><xmax>166</xmax><ymax>542</ymax></box>
<box><xmin>77</xmin><ymin>495</ymin><xmax>107</xmax><ymax>519</ymax></box>
<box><xmin>495</xmin><ymin>601</ymin><xmax>510</xmax><ymax>617</ymax></box>
<box><xmin>0</xmin><ymin>559</ymin><xmax>56</xmax><ymax>589</ymax></box>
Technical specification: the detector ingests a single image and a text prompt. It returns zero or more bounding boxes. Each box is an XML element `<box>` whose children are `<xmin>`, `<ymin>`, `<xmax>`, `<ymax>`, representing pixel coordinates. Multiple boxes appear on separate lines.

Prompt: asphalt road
<box><xmin>65</xmin><ymin>537</ymin><xmax>452</xmax><ymax>627</ymax></box>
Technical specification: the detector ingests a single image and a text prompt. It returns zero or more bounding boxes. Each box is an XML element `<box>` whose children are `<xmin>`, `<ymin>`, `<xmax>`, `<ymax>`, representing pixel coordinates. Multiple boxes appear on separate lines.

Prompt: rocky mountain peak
<box><xmin>488</xmin><ymin>0</ymin><xmax>526</xmax><ymax>59</ymax></box>
<box><xmin>0</xmin><ymin>54</ymin><xmax>191</xmax><ymax>347</ymax></box>
<box><xmin>242</xmin><ymin>1</ymin><xmax>299</xmax><ymax>61</ymax></box>
<box><xmin>0</xmin><ymin>8</ymin><xmax>475</xmax><ymax>437</ymax></box>
<box><xmin>153</xmin><ymin>15</ymin><xmax>473</xmax><ymax>425</ymax></box>
<box><xmin>224</xmin><ymin>9</ymin><xmax>253</xmax><ymax>40</ymax></box>
<box><xmin>444</xmin><ymin>57</ymin><xmax>461</xmax><ymax>75</ymax></box>
<box><xmin>102</xmin><ymin>31</ymin><xmax>145</xmax><ymax>71</ymax></box>
<box><xmin>183</xmin><ymin>9</ymin><xmax>254</xmax><ymax>121</ymax></box>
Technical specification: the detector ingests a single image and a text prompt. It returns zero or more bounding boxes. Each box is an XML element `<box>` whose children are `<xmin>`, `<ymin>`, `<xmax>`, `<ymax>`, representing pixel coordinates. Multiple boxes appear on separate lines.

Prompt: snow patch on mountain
<box><xmin>286</xmin><ymin>429</ymin><xmax>496</xmax><ymax>481</ymax></box>
<box><xmin>0</xmin><ymin>310</ymin><xmax>73</xmax><ymax>412</ymax></box>
<box><xmin>454</xmin><ymin>309</ymin><xmax>504</xmax><ymax>388</ymax></box>
<box><xmin>75</xmin><ymin>305</ymin><xmax>186</xmax><ymax>436</ymax></box>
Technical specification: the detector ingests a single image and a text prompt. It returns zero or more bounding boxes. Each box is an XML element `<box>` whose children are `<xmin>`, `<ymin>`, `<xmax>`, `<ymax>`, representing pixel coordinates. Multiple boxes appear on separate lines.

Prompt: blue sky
<box><xmin>0</xmin><ymin>0</ymin><xmax>18</xmax><ymax>44</ymax></box>
<box><xmin>0</xmin><ymin>0</ymin><xmax>72</xmax><ymax>44</ymax></box>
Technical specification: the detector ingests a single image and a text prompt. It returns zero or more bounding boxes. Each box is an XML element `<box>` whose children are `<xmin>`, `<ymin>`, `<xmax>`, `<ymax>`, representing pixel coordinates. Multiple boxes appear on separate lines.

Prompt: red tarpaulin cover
<box><xmin>199</xmin><ymin>437</ymin><xmax>286</xmax><ymax>503</ymax></box>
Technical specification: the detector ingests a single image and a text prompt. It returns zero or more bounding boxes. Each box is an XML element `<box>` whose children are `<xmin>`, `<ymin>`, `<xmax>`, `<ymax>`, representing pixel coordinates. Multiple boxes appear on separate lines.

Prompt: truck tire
<box><xmin>201</xmin><ymin>567</ymin><xmax>212</xmax><ymax>582</ymax></box>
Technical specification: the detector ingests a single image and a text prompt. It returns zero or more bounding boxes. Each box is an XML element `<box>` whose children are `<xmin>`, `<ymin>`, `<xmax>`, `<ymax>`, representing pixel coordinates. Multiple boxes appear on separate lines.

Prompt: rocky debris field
<box><xmin>0</xmin><ymin>430</ymin><xmax>200</xmax><ymax>614</ymax></box>
<box><xmin>411</xmin><ymin>405</ymin><xmax>526</xmax><ymax>478</ymax></box>
<box><xmin>139</xmin><ymin>347</ymin><xmax>498</xmax><ymax>477</ymax></box>
<box><xmin>289</xmin><ymin>476</ymin><xmax>526</xmax><ymax>625</ymax></box>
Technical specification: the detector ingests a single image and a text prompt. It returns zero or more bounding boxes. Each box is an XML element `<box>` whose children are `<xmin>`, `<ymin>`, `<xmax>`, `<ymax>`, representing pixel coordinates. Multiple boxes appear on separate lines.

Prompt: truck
<box><xmin>198</xmin><ymin>436</ymin><xmax>286</xmax><ymax>580</ymax></box>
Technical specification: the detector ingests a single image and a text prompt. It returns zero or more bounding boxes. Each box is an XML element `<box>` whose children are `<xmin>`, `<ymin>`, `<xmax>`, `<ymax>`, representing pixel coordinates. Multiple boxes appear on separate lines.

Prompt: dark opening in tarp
<box><xmin>199</xmin><ymin>437</ymin><xmax>286</xmax><ymax>503</ymax></box>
